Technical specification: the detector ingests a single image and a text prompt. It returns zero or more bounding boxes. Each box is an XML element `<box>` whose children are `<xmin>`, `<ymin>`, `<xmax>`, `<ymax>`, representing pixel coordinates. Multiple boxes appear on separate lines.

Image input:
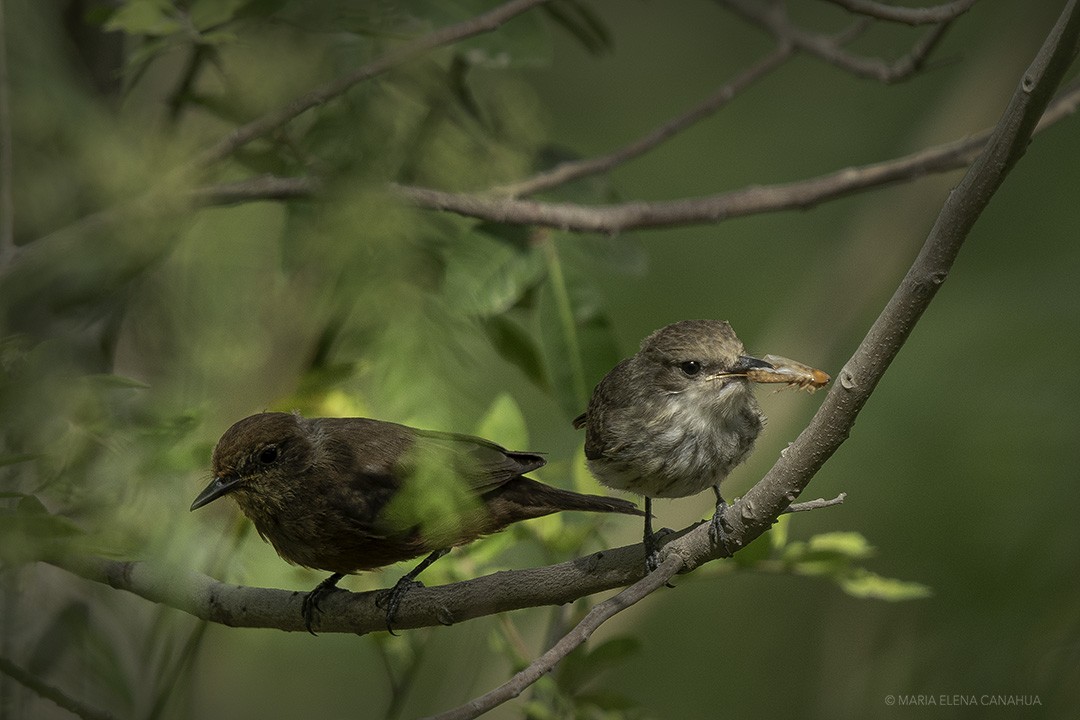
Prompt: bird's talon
<box><xmin>377</xmin><ymin>577</ymin><xmax>424</xmax><ymax>633</ymax></box>
<box><xmin>302</xmin><ymin>579</ymin><xmax>345</xmax><ymax>635</ymax></box>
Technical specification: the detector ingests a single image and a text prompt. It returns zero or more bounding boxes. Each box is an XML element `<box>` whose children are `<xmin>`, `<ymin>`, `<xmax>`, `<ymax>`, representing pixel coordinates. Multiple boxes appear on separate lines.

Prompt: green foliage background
<box><xmin>2</xmin><ymin>1</ymin><xmax>1078</xmax><ymax>718</ymax></box>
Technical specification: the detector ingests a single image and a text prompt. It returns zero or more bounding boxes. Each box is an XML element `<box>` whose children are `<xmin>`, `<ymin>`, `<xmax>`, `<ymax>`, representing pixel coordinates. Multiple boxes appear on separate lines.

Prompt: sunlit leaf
<box><xmin>838</xmin><ymin>569</ymin><xmax>933</xmax><ymax>601</ymax></box>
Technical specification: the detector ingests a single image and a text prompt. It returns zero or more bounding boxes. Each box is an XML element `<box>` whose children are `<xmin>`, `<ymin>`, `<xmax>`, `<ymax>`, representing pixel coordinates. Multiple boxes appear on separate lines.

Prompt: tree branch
<box><xmin>722</xmin><ymin>0</ymin><xmax>953</xmax><ymax>82</ymax></box>
<box><xmin>385</xmin><ymin>79</ymin><xmax>1080</xmax><ymax>233</ymax></box>
<box><xmin>0</xmin><ymin>653</ymin><xmax>116</xmax><ymax>720</ymax></box>
<box><xmin>41</xmin><ymin>488</ymin><xmax>847</xmax><ymax>636</ymax></box>
<box><xmin>425</xmin><ymin>553</ymin><xmax>686</xmax><ymax>720</ymax></box>
<box><xmin>821</xmin><ymin>0</ymin><xmax>979</xmax><ymax>26</ymax></box>
<box><xmin>784</xmin><ymin>492</ymin><xmax>847</xmax><ymax>513</ymax></box>
<box><xmin>492</xmin><ymin>43</ymin><xmax>794</xmax><ymax>198</ymax></box>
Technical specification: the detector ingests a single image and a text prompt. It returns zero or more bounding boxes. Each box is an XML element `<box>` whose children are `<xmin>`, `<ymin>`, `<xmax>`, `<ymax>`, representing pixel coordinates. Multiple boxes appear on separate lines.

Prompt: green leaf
<box><xmin>730</xmin><ymin>525</ymin><xmax>773</xmax><ymax>567</ymax></box>
<box><xmin>542</xmin><ymin>0</ymin><xmax>613</xmax><ymax>56</ymax></box>
<box><xmin>190</xmin><ymin>0</ymin><xmax>249</xmax><ymax>30</ymax></box>
<box><xmin>535</xmin><ymin>239</ymin><xmax>620</xmax><ymax>418</ymax></box>
<box><xmin>838</xmin><ymin>569</ymin><xmax>933</xmax><ymax>601</ymax></box>
<box><xmin>442</xmin><ymin>225</ymin><xmax>544</xmax><ymax>317</ymax></box>
<box><xmin>483</xmin><ymin>314</ymin><xmax>548</xmax><ymax>388</ymax></box>
<box><xmin>84</xmin><ymin>373</ymin><xmax>151</xmax><ymax>390</ymax></box>
<box><xmin>806</xmin><ymin>531</ymin><xmax>875</xmax><ymax>560</ymax></box>
<box><xmin>453</xmin><ymin>1</ymin><xmax>552</xmax><ymax>68</ymax></box>
<box><xmin>104</xmin><ymin>0</ymin><xmax>183</xmax><ymax>36</ymax></box>
<box><xmin>0</xmin><ymin>453</ymin><xmax>36</xmax><ymax>468</ymax></box>
<box><xmin>558</xmin><ymin>636</ymin><xmax>641</xmax><ymax>694</ymax></box>
<box><xmin>0</xmin><ymin>497</ymin><xmax>85</xmax><ymax>566</ymax></box>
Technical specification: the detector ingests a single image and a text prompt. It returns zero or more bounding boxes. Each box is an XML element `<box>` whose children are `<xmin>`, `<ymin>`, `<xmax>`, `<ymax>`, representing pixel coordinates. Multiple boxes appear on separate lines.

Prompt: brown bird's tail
<box><xmin>486</xmin><ymin>477</ymin><xmax>644</xmax><ymax>521</ymax></box>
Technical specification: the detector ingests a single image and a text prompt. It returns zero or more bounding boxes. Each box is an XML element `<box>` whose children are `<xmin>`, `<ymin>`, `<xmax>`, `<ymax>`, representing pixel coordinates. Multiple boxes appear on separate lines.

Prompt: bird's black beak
<box><xmin>190</xmin><ymin>475</ymin><xmax>242</xmax><ymax>511</ymax></box>
<box><xmin>730</xmin><ymin>354</ymin><xmax>774</xmax><ymax>374</ymax></box>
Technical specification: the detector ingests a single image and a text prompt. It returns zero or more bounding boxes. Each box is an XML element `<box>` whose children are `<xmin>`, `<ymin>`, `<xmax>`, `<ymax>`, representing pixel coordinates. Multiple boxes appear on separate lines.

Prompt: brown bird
<box><xmin>190</xmin><ymin>411</ymin><xmax>643</xmax><ymax>633</ymax></box>
<box><xmin>574</xmin><ymin>320</ymin><xmax>829</xmax><ymax>571</ymax></box>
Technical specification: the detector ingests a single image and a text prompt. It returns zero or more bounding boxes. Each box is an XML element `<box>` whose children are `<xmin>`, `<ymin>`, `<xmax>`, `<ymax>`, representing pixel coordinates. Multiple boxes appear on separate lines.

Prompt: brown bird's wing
<box><xmin>407</xmin><ymin>428</ymin><xmax>545</xmax><ymax>494</ymax></box>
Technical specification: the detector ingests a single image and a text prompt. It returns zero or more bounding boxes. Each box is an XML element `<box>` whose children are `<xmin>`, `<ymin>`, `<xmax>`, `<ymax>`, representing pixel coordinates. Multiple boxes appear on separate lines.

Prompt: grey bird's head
<box><xmin>633</xmin><ymin>319</ymin><xmax>773</xmax><ymax>407</ymax></box>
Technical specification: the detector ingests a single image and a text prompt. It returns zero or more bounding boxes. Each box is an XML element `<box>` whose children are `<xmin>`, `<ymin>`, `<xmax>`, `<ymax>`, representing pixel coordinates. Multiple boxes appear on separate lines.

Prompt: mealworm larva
<box><xmin>745</xmin><ymin>354</ymin><xmax>830</xmax><ymax>392</ymax></box>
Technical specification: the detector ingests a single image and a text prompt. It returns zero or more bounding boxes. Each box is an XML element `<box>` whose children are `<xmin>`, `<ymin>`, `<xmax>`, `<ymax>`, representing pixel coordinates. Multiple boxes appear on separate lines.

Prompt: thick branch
<box><xmin>821</xmin><ymin>0</ymin><xmax>978</xmax><ymax>26</ymax></box>
<box><xmin>43</xmin><ymin>492</ymin><xmax>846</xmax><ymax>635</ymax></box>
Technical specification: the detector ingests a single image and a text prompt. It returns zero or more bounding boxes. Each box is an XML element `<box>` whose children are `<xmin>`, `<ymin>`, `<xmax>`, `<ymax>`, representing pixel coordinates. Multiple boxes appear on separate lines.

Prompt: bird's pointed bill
<box><xmin>190</xmin><ymin>475</ymin><xmax>244</xmax><ymax>511</ymax></box>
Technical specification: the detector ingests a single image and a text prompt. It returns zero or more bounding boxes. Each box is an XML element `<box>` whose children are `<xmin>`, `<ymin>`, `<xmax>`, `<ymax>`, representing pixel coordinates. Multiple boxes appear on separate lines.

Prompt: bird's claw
<box><xmin>376</xmin><ymin>577</ymin><xmax>424</xmax><ymax>635</ymax></box>
<box><xmin>643</xmin><ymin>526</ymin><xmax>675</xmax><ymax>576</ymax></box>
<box><xmin>708</xmin><ymin>505</ymin><xmax>732</xmax><ymax>550</ymax></box>
<box><xmin>302</xmin><ymin>581</ymin><xmax>344</xmax><ymax>635</ymax></box>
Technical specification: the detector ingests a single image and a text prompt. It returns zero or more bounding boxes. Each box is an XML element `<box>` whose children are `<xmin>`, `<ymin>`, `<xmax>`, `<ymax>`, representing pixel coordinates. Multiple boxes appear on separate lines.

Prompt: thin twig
<box><xmin>723</xmin><ymin>0</ymin><xmax>952</xmax><ymax>83</ymax></box>
<box><xmin>0</xmin><ymin>653</ymin><xmax>116</xmax><ymax>720</ymax></box>
<box><xmin>783</xmin><ymin>492</ymin><xmax>847</xmax><ymax>513</ymax></box>
<box><xmin>423</xmin><ymin>553</ymin><xmax>685</xmax><ymax>720</ymax></box>
<box><xmin>195</xmin><ymin>0</ymin><xmax>551</xmax><ymax>168</ymax></box>
<box><xmin>821</xmin><ymin>0</ymin><xmax>979</xmax><ymax>26</ymax></box>
<box><xmin>188</xmin><ymin>174</ymin><xmax>323</xmax><ymax>205</ymax></box>
<box><xmin>493</xmin><ymin>44</ymin><xmax>794</xmax><ymax>198</ymax></box>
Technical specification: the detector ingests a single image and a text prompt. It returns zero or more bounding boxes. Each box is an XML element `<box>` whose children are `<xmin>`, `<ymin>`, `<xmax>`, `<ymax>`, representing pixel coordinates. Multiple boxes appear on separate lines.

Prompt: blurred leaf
<box><xmin>523</xmin><ymin>698</ymin><xmax>560</xmax><ymax>720</ymax></box>
<box><xmin>838</xmin><ymin>569</ymin><xmax>933</xmax><ymax>601</ymax></box>
<box><xmin>474</xmin><ymin>392</ymin><xmax>530</xmax><ymax>450</ymax></box>
<box><xmin>442</xmin><ymin>225</ymin><xmax>545</xmax><ymax>317</ymax></box>
<box><xmin>453</xmin><ymin>0</ymin><xmax>552</xmax><ymax>68</ymax></box>
<box><xmin>573</xmin><ymin>690</ymin><xmax>639</xmax><ymax>711</ymax></box>
<box><xmin>483</xmin><ymin>314</ymin><xmax>548</xmax><ymax>388</ymax></box>
<box><xmin>771</xmin><ymin>512</ymin><xmax>790</xmax><ymax>551</ymax></box>
<box><xmin>806</xmin><ymin>532</ymin><xmax>875</xmax><ymax>560</ymax></box>
<box><xmin>535</xmin><ymin>237</ymin><xmax>621</xmax><ymax>418</ymax></box>
<box><xmin>190</xmin><ymin>0</ymin><xmax>250</xmax><ymax>30</ymax></box>
<box><xmin>0</xmin><ymin>453</ymin><xmax>37</xmax><ymax>468</ymax></box>
<box><xmin>543</xmin><ymin>0</ymin><xmax>613</xmax><ymax>56</ymax></box>
<box><xmin>84</xmin><ymin>373</ymin><xmax>151</xmax><ymax>390</ymax></box>
<box><xmin>26</xmin><ymin>600</ymin><xmax>136</xmax><ymax>712</ymax></box>
<box><xmin>103</xmin><ymin>0</ymin><xmax>182</xmax><ymax>36</ymax></box>
<box><xmin>731</xmin><ymin>524</ymin><xmax>773</xmax><ymax>567</ymax></box>
<box><xmin>0</xmin><ymin>496</ymin><xmax>84</xmax><ymax>565</ymax></box>
<box><xmin>558</xmin><ymin>635</ymin><xmax>641</xmax><ymax>695</ymax></box>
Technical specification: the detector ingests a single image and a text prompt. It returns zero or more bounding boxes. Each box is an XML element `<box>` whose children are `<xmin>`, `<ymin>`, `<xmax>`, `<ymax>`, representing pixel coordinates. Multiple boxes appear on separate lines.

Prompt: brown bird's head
<box><xmin>190</xmin><ymin>412</ymin><xmax>314</xmax><ymax>511</ymax></box>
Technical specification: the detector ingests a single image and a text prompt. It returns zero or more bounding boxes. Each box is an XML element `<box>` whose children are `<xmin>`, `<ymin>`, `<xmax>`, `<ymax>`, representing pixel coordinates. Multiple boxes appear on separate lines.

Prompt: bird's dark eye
<box><xmin>680</xmin><ymin>360</ymin><xmax>702</xmax><ymax>376</ymax></box>
<box><xmin>258</xmin><ymin>446</ymin><xmax>279</xmax><ymax>464</ymax></box>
